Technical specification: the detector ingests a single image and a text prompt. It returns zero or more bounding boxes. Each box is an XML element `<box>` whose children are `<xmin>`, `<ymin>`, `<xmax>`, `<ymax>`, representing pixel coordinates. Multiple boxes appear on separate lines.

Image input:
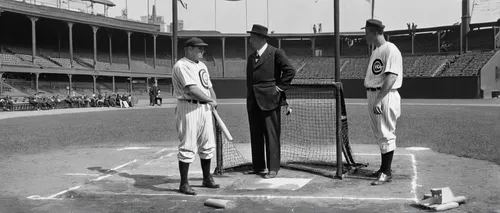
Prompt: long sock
<box><xmin>200</xmin><ymin>159</ymin><xmax>211</xmax><ymax>180</ymax></box>
<box><xmin>179</xmin><ymin>161</ymin><xmax>190</xmax><ymax>185</ymax></box>
<box><xmin>379</xmin><ymin>153</ymin><xmax>385</xmax><ymax>173</ymax></box>
<box><xmin>382</xmin><ymin>151</ymin><xmax>394</xmax><ymax>176</ymax></box>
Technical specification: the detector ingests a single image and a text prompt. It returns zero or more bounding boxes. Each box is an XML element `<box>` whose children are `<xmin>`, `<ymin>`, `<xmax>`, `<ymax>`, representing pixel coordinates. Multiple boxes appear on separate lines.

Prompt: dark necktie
<box><xmin>254</xmin><ymin>54</ymin><xmax>260</xmax><ymax>63</ymax></box>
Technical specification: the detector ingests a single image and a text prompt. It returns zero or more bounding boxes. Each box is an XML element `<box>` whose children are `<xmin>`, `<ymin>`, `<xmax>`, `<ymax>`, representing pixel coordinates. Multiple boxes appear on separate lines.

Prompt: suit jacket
<box><xmin>246</xmin><ymin>45</ymin><xmax>296</xmax><ymax>111</ymax></box>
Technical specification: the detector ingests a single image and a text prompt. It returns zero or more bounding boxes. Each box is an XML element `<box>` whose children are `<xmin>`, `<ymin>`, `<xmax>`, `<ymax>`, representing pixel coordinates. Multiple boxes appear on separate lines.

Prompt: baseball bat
<box><xmin>212</xmin><ymin>109</ymin><xmax>233</xmax><ymax>141</ymax></box>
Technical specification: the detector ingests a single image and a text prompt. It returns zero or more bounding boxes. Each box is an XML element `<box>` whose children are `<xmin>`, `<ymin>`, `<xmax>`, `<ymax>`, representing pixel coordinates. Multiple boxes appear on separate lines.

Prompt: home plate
<box><xmin>236</xmin><ymin>178</ymin><xmax>312</xmax><ymax>190</ymax></box>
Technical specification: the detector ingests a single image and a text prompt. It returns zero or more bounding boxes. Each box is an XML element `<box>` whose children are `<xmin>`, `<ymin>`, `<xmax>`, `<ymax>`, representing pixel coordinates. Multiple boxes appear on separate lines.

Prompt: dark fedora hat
<box><xmin>247</xmin><ymin>24</ymin><xmax>270</xmax><ymax>37</ymax></box>
<box><xmin>361</xmin><ymin>19</ymin><xmax>385</xmax><ymax>30</ymax></box>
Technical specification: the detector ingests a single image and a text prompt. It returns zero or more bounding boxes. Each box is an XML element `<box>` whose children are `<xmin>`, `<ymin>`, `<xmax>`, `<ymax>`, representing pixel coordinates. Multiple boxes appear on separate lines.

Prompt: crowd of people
<box><xmin>0</xmin><ymin>93</ymin><xmax>136</xmax><ymax>112</ymax></box>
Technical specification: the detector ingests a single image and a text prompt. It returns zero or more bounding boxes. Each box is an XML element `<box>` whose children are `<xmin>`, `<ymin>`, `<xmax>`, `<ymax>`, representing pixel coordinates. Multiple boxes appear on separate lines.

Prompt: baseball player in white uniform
<box><xmin>172</xmin><ymin>37</ymin><xmax>219</xmax><ymax>195</ymax></box>
<box><xmin>362</xmin><ymin>19</ymin><xmax>403</xmax><ymax>185</ymax></box>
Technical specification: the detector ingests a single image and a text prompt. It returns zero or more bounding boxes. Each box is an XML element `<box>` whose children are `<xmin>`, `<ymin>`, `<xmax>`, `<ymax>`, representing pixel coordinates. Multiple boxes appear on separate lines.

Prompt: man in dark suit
<box><xmin>246</xmin><ymin>24</ymin><xmax>296</xmax><ymax>179</ymax></box>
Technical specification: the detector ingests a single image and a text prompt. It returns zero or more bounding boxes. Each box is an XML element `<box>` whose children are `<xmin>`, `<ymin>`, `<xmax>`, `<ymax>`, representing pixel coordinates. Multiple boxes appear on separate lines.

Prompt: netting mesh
<box><xmin>214</xmin><ymin>84</ymin><xmax>360</xmax><ymax>177</ymax></box>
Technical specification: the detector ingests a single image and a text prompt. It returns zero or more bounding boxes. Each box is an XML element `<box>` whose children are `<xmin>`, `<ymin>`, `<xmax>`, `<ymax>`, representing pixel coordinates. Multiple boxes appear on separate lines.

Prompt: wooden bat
<box><xmin>212</xmin><ymin>109</ymin><xmax>233</xmax><ymax>141</ymax></box>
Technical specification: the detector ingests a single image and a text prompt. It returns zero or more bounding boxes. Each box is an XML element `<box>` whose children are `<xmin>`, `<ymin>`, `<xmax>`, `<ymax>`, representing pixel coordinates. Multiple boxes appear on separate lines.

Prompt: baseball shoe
<box><xmin>179</xmin><ymin>183</ymin><xmax>197</xmax><ymax>195</ymax></box>
<box><xmin>371</xmin><ymin>172</ymin><xmax>392</xmax><ymax>185</ymax></box>
<box><xmin>264</xmin><ymin>171</ymin><xmax>278</xmax><ymax>179</ymax></box>
<box><xmin>372</xmin><ymin>169</ymin><xmax>395</xmax><ymax>177</ymax></box>
<box><xmin>202</xmin><ymin>176</ymin><xmax>220</xmax><ymax>188</ymax></box>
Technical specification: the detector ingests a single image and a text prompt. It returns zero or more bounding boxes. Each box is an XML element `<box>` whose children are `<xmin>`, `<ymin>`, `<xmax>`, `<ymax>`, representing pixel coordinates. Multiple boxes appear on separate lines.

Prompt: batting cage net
<box><xmin>214</xmin><ymin>83</ymin><xmax>365</xmax><ymax>178</ymax></box>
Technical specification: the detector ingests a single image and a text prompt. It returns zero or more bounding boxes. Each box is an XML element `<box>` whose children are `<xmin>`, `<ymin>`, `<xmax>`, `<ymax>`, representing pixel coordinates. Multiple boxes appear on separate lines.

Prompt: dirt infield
<box><xmin>0</xmin><ymin>99</ymin><xmax>499</xmax><ymax>212</ymax></box>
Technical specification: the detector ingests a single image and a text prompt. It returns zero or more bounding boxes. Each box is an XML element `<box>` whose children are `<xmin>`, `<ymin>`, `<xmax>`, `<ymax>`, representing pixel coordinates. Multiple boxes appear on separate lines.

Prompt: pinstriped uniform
<box><xmin>364</xmin><ymin>42</ymin><xmax>403</xmax><ymax>154</ymax></box>
<box><xmin>172</xmin><ymin>57</ymin><xmax>215</xmax><ymax>163</ymax></box>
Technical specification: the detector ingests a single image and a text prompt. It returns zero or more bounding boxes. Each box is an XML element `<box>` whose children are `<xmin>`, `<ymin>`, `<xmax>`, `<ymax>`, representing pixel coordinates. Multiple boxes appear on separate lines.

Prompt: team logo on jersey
<box><xmin>372</xmin><ymin>59</ymin><xmax>384</xmax><ymax>75</ymax></box>
<box><xmin>198</xmin><ymin>69</ymin><xmax>210</xmax><ymax>89</ymax></box>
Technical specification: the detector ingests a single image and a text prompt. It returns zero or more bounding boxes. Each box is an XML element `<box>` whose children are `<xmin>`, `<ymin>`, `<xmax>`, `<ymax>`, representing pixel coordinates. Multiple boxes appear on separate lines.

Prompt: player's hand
<box><xmin>373</xmin><ymin>100</ymin><xmax>383</xmax><ymax>115</ymax></box>
<box><xmin>208</xmin><ymin>99</ymin><xmax>217</xmax><ymax>110</ymax></box>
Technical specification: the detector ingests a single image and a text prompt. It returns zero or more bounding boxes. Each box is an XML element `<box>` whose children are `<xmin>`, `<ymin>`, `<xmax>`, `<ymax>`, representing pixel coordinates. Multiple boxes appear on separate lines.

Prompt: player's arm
<box><xmin>275</xmin><ymin>49</ymin><xmax>296</xmax><ymax>91</ymax></box>
<box><xmin>187</xmin><ymin>85</ymin><xmax>215</xmax><ymax>103</ymax></box>
<box><xmin>375</xmin><ymin>73</ymin><xmax>398</xmax><ymax>103</ymax></box>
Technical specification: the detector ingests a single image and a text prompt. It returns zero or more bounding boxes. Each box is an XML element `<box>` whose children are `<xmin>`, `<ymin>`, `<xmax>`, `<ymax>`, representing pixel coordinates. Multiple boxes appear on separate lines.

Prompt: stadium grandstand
<box><xmin>0</xmin><ymin>0</ymin><xmax>499</xmax><ymax>103</ymax></box>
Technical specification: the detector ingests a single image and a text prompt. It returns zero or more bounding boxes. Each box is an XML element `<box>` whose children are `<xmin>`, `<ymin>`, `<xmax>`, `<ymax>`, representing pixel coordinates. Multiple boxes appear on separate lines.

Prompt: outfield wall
<box><xmin>212</xmin><ymin>76</ymin><xmax>481</xmax><ymax>99</ymax></box>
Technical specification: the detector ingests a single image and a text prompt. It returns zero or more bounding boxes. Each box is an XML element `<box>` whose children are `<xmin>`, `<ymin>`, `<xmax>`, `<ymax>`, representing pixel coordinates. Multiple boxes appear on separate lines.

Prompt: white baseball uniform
<box><xmin>172</xmin><ymin>57</ymin><xmax>215</xmax><ymax>163</ymax></box>
<box><xmin>364</xmin><ymin>42</ymin><xmax>403</xmax><ymax>154</ymax></box>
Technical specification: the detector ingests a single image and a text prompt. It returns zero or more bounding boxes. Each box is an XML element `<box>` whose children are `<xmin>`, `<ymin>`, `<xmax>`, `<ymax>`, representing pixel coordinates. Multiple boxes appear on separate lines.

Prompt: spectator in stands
<box><xmin>313</xmin><ymin>24</ymin><xmax>317</xmax><ymax>33</ymax></box>
<box><xmin>120</xmin><ymin>94</ymin><xmax>129</xmax><ymax>108</ymax></box>
<box><xmin>150</xmin><ymin>83</ymin><xmax>159</xmax><ymax>106</ymax></box>
<box><xmin>155</xmin><ymin>89</ymin><xmax>162</xmax><ymax>106</ymax></box>
<box><xmin>318</xmin><ymin>23</ymin><xmax>322</xmax><ymax>33</ymax></box>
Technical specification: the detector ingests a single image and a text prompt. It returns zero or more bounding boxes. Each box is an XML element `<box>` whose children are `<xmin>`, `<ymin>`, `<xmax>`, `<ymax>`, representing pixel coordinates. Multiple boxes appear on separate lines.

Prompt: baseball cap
<box><xmin>361</xmin><ymin>19</ymin><xmax>385</xmax><ymax>30</ymax></box>
<box><xmin>184</xmin><ymin>37</ymin><xmax>208</xmax><ymax>47</ymax></box>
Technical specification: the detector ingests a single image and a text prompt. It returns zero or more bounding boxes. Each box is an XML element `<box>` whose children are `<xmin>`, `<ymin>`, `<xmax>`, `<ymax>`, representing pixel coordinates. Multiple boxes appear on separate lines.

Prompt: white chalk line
<box><xmin>145</xmin><ymin>152</ymin><xmax>177</xmax><ymax>165</ymax></box>
<box><xmin>27</xmin><ymin>159</ymin><xmax>138</xmax><ymax>200</ymax></box>
<box><xmin>64</xmin><ymin>173</ymin><xmax>100</xmax><ymax>176</ymax></box>
<box><xmin>218</xmin><ymin>101</ymin><xmax>500</xmax><ymax>107</ymax></box>
<box><xmin>82</xmin><ymin>191</ymin><xmax>416</xmax><ymax>201</ymax></box>
<box><xmin>410</xmin><ymin>154</ymin><xmax>419</xmax><ymax>203</ymax></box>
<box><xmin>346</xmin><ymin>103</ymin><xmax>500</xmax><ymax>107</ymax></box>
<box><xmin>357</xmin><ymin>153</ymin><xmax>419</xmax><ymax>203</ymax></box>
<box><xmin>155</xmin><ymin>148</ymin><xmax>177</xmax><ymax>154</ymax></box>
<box><xmin>117</xmin><ymin>147</ymin><xmax>152</xmax><ymax>151</ymax></box>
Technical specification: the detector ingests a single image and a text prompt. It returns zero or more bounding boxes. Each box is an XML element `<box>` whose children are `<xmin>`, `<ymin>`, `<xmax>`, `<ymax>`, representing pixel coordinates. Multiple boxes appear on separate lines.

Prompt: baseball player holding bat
<box><xmin>172</xmin><ymin>37</ymin><xmax>219</xmax><ymax>195</ymax></box>
<box><xmin>362</xmin><ymin>19</ymin><xmax>403</xmax><ymax>186</ymax></box>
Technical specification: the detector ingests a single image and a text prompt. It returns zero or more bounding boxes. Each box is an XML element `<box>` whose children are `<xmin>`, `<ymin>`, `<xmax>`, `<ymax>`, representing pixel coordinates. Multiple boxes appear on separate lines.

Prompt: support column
<box><xmin>144</xmin><ymin>35</ymin><xmax>147</xmax><ymax>62</ymax></box>
<box><xmin>92</xmin><ymin>75</ymin><xmax>97</xmax><ymax>94</ymax></box>
<box><xmin>387</xmin><ymin>34</ymin><xmax>391</xmax><ymax>42</ymax></box>
<box><xmin>35</xmin><ymin>73</ymin><xmax>39</xmax><ymax>94</ymax></box>
<box><xmin>411</xmin><ymin>34</ymin><xmax>415</xmax><ymax>55</ymax></box>
<box><xmin>462</xmin><ymin>0</ymin><xmax>470</xmax><ymax>53</ymax></box>
<box><xmin>153</xmin><ymin>34</ymin><xmax>157</xmax><ymax>69</ymax></box>
<box><xmin>92</xmin><ymin>26</ymin><xmax>99</xmax><ymax>69</ymax></box>
<box><xmin>244</xmin><ymin>37</ymin><xmax>248</xmax><ymax>60</ymax></box>
<box><xmin>68</xmin><ymin>22</ymin><xmax>74</xmax><ymax>68</ymax></box>
<box><xmin>127</xmin><ymin>31</ymin><xmax>132</xmax><ymax>70</ymax></box>
<box><xmin>437</xmin><ymin>30</ymin><xmax>441</xmax><ymax>53</ymax></box>
<box><xmin>108</xmin><ymin>33</ymin><xmax>113</xmax><ymax>66</ymax></box>
<box><xmin>57</xmin><ymin>30</ymin><xmax>61</xmax><ymax>58</ymax></box>
<box><xmin>146</xmin><ymin>77</ymin><xmax>150</xmax><ymax>93</ymax></box>
<box><xmin>493</xmin><ymin>26</ymin><xmax>497</xmax><ymax>50</ymax></box>
<box><xmin>0</xmin><ymin>72</ymin><xmax>3</xmax><ymax>96</ymax></box>
<box><xmin>29</xmin><ymin>17</ymin><xmax>38</xmax><ymax>64</ymax></box>
<box><xmin>311</xmin><ymin>37</ymin><xmax>316</xmax><ymax>57</ymax></box>
<box><xmin>129</xmin><ymin>77</ymin><xmax>133</xmax><ymax>93</ymax></box>
<box><xmin>278</xmin><ymin>38</ymin><xmax>282</xmax><ymax>49</ymax></box>
<box><xmin>68</xmin><ymin>74</ymin><xmax>72</xmax><ymax>96</ymax></box>
<box><xmin>221</xmin><ymin>37</ymin><xmax>226</xmax><ymax>78</ymax></box>
<box><xmin>112</xmin><ymin>76</ymin><xmax>115</xmax><ymax>93</ymax></box>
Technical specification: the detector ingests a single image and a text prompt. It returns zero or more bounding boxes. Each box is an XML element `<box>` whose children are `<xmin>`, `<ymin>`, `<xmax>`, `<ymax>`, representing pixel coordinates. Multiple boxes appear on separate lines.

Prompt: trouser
<box><xmin>176</xmin><ymin>101</ymin><xmax>215</xmax><ymax>163</ymax></box>
<box><xmin>248</xmin><ymin>102</ymin><xmax>281</xmax><ymax>172</ymax></box>
<box><xmin>367</xmin><ymin>90</ymin><xmax>401</xmax><ymax>154</ymax></box>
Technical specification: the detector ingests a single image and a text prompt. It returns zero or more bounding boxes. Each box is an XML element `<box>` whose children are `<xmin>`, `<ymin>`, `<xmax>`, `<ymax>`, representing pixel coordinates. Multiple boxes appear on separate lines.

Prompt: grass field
<box><xmin>0</xmin><ymin>103</ymin><xmax>499</xmax><ymax>166</ymax></box>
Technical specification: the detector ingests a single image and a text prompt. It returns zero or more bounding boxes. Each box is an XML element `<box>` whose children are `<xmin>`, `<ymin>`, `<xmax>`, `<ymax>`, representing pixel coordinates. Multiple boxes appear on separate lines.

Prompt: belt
<box><xmin>366</xmin><ymin>87</ymin><xmax>382</xmax><ymax>91</ymax></box>
<box><xmin>180</xmin><ymin>99</ymin><xmax>208</xmax><ymax>104</ymax></box>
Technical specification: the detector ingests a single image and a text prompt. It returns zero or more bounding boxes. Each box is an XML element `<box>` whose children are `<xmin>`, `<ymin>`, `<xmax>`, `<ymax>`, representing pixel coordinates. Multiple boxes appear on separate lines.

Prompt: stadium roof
<box><xmin>81</xmin><ymin>0</ymin><xmax>116</xmax><ymax>7</ymax></box>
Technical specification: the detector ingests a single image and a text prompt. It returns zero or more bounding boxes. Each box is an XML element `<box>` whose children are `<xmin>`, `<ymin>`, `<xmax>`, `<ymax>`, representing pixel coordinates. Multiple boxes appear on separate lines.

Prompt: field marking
<box><xmin>117</xmin><ymin>147</ymin><xmax>152</xmax><ymax>151</ymax></box>
<box><xmin>346</xmin><ymin>103</ymin><xmax>500</xmax><ymax>107</ymax></box>
<box><xmin>83</xmin><ymin>191</ymin><xmax>416</xmax><ymax>201</ymax></box>
<box><xmin>27</xmin><ymin>159</ymin><xmax>138</xmax><ymax>201</ymax></box>
<box><xmin>155</xmin><ymin>148</ymin><xmax>177</xmax><ymax>154</ymax></box>
<box><xmin>220</xmin><ymin>101</ymin><xmax>500</xmax><ymax>107</ymax></box>
<box><xmin>410</xmin><ymin>154</ymin><xmax>419</xmax><ymax>202</ymax></box>
<box><xmin>356</xmin><ymin>153</ymin><xmax>419</xmax><ymax>202</ymax></box>
<box><xmin>64</xmin><ymin>173</ymin><xmax>100</xmax><ymax>177</ymax></box>
<box><xmin>145</xmin><ymin>152</ymin><xmax>177</xmax><ymax>165</ymax></box>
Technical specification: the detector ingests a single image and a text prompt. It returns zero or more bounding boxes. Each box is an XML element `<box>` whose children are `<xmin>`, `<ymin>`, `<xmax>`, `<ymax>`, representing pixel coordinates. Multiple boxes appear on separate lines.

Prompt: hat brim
<box><xmin>247</xmin><ymin>31</ymin><xmax>270</xmax><ymax>37</ymax></box>
<box><xmin>187</xmin><ymin>43</ymin><xmax>208</xmax><ymax>47</ymax></box>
